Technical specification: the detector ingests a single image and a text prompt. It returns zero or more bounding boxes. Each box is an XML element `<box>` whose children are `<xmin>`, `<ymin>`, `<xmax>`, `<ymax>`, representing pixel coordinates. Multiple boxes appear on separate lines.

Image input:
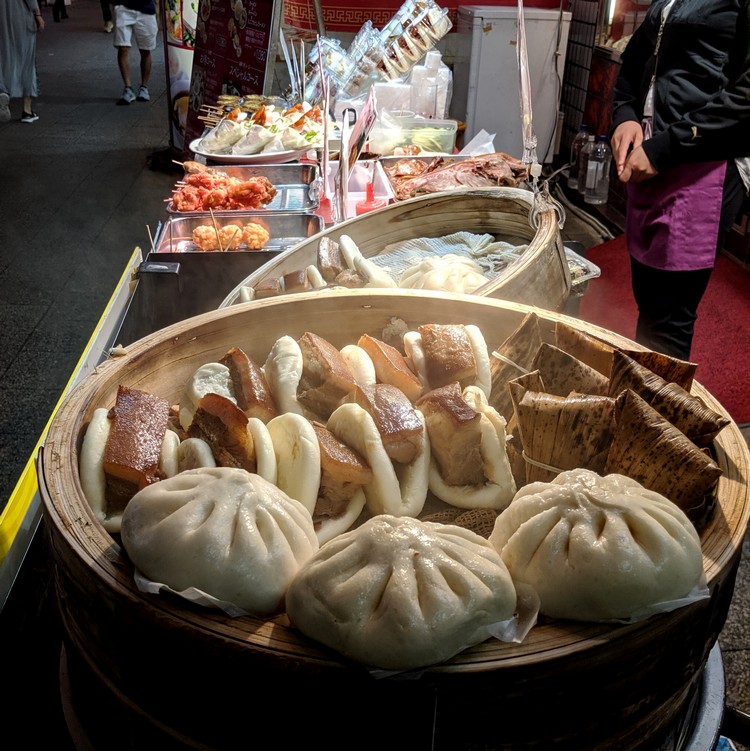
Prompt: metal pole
<box><xmin>312</xmin><ymin>0</ymin><xmax>326</xmax><ymax>36</ymax></box>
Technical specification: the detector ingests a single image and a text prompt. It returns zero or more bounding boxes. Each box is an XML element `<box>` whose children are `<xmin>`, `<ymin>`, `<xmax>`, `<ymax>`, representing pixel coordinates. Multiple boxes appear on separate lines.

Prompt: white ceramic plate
<box><xmin>189</xmin><ymin>139</ymin><xmax>310</xmax><ymax>165</ymax></box>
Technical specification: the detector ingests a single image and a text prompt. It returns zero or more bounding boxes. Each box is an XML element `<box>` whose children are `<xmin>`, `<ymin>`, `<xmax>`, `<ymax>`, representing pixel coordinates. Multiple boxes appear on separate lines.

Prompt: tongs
<box><xmin>317</xmin><ymin>72</ymin><xmax>334</xmax><ymax>224</ymax></box>
<box><xmin>334</xmin><ymin>108</ymin><xmax>356</xmax><ymax>225</ymax></box>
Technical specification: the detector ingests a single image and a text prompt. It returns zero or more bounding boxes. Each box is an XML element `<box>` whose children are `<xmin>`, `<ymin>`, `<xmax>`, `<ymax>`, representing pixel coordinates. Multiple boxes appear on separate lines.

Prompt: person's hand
<box><xmin>34</xmin><ymin>12</ymin><xmax>45</xmax><ymax>31</ymax></box>
<box><xmin>611</xmin><ymin>121</ymin><xmax>643</xmax><ymax>176</ymax></box>
<box><xmin>619</xmin><ymin>145</ymin><xmax>658</xmax><ymax>183</ymax></box>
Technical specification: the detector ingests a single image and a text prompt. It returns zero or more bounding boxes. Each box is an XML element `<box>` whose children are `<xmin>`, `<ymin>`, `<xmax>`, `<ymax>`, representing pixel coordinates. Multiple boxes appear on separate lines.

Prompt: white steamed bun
<box><xmin>489</xmin><ymin>468</ymin><xmax>705</xmax><ymax>622</ymax></box>
<box><xmin>120</xmin><ymin>467</ymin><xmax>319</xmax><ymax>616</ymax></box>
<box><xmin>286</xmin><ymin>514</ymin><xmax>517</xmax><ymax>671</ymax></box>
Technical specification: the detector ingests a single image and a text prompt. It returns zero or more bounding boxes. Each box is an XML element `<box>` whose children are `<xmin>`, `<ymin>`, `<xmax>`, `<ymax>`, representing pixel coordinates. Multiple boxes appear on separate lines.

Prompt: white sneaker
<box><xmin>0</xmin><ymin>92</ymin><xmax>9</xmax><ymax>123</ymax></box>
<box><xmin>117</xmin><ymin>86</ymin><xmax>136</xmax><ymax>105</ymax></box>
<box><xmin>136</xmin><ymin>85</ymin><xmax>150</xmax><ymax>102</ymax></box>
<box><xmin>104</xmin><ymin>20</ymin><xmax>113</xmax><ymax>32</ymax></box>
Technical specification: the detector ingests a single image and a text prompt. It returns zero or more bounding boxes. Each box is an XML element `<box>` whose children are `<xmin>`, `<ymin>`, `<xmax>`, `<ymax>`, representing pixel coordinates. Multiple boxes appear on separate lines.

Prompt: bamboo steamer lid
<box><xmin>40</xmin><ymin>290</ymin><xmax>750</xmax><ymax>751</ymax></box>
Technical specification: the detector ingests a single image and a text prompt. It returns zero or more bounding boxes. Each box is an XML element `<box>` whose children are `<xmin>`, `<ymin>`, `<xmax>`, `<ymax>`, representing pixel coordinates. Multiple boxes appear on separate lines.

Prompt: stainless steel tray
<box><xmin>155</xmin><ymin>211</ymin><xmax>323</xmax><ymax>254</ymax></box>
<box><xmin>167</xmin><ymin>163</ymin><xmax>321</xmax><ymax>214</ymax></box>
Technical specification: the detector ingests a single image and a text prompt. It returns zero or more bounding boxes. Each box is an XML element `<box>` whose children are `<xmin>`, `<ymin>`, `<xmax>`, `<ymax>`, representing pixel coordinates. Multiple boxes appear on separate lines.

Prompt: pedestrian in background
<box><xmin>112</xmin><ymin>0</ymin><xmax>158</xmax><ymax>105</ymax></box>
<box><xmin>0</xmin><ymin>0</ymin><xmax>45</xmax><ymax>123</ymax></box>
<box><xmin>52</xmin><ymin>0</ymin><xmax>68</xmax><ymax>22</ymax></box>
<box><xmin>102</xmin><ymin>1</ymin><xmax>114</xmax><ymax>33</ymax></box>
<box><xmin>611</xmin><ymin>0</ymin><xmax>750</xmax><ymax>361</ymax></box>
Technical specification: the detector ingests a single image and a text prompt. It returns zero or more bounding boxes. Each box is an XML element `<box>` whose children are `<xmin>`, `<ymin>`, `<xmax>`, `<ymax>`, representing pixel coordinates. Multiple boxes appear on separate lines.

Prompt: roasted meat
<box><xmin>388</xmin><ymin>153</ymin><xmax>529</xmax><ymax>200</ymax></box>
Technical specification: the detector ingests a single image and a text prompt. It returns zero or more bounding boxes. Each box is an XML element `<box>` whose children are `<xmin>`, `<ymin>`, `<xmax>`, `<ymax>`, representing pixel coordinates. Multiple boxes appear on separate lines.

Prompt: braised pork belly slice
<box><xmin>317</xmin><ymin>237</ymin><xmax>347</xmax><ymax>282</ymax></box>
<box><xmin>348</xmin><ymin>382</ymin><xmax>424</xmax><ymax>464</ymax></box>
<box><xmin>297</xmin><ymin>332</ymin><xmax>358</xmax><ymax>418</ymax></box>
<box><xmin>103</xmin><ymin>385</ymin><xmax>170</xmax><ymax>513</ymax></box>
<box><xmin>357</xmin><ymin>334</ymin><xmax>423</xmax><ymax>402</ymax></box>
<box><xmin>188</xmin><ymin>392</ymin><xmax>256</xmax><ymax>472</ymax></box>
<box><xmin>311</xmin><ymin>421</ymin><xmax>372</xmax><ymax>519</ymax></box>
<box><xmin>419</xmin><ymin>324</ymin><xmax>477</xmax><ymax>390</ymax></box>
<box><xmin>220</xmin><ymin>346</ymin><xmax>277</xmax><ymax>423</ymax></box>
<box><xmin>416</xmin><ymin>383</ymin><xmax>485</xmax><ymax>486</ymax></box>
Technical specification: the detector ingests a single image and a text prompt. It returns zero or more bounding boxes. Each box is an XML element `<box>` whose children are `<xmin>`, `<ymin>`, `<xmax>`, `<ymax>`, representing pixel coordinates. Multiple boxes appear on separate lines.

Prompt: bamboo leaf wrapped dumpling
<box><xmin>489</xmin><ymin>468</ymin><xmax>707</xmax><ymax>622</ymax></box>
<box><xmin>608</xmin><ymin>350</ymin><xmax>729</xmax><ymax>447</ymax></box>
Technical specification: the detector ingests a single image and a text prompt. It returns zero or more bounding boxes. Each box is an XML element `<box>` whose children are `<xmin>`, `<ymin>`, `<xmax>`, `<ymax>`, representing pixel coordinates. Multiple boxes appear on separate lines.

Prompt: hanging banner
<box><xmin>161</xmin><ymin>0</ymin><xmax>198</xmax><ymax>152</ymax></box>
<box><xmin>183</xmin><ymin>0</ymin><xmax>281</xmax><ymax>152</ymax></box>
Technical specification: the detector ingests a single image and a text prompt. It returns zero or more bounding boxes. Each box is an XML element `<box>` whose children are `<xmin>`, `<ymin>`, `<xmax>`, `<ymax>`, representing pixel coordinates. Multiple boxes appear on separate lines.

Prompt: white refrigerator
<box><xmin>453</xmin><ymin>5</ymin><xmax>572</xmax><ymax>163</ymax></box>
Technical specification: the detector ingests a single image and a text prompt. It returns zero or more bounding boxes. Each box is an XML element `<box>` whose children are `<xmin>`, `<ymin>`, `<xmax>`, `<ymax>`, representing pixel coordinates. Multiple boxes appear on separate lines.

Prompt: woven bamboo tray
<box><xmin>219</xmin><ymin>187</ymin><xmax>572</xmax><ymax>312</ymax></box>
<box><xmin>39</xmin><ymin>290</ymin><xmax>750</xmax><ymax>751</ymax></box>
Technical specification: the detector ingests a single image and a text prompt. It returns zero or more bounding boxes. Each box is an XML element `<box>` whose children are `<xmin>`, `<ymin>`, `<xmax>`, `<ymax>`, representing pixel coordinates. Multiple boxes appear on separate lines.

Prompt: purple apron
<box><xmin>625</xmin><ymin>160</ymin><xmax>727</xmax><ymax>271</ymax></box>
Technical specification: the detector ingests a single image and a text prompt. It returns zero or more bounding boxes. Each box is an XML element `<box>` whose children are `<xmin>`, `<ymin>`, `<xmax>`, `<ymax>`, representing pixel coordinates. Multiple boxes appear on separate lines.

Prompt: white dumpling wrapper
<box><xmin>326</xmin><ymin>402</ymin><xmax>429</xmax><ymax>518</ymax></box>
<box><xmin>263</xmin><ymin>335</ymin><xmax>305</xmax><ymax>416</ymax></box>
<box><xmin>398</xmin><ymin>254</ymin><xmax>490</xmax><ymax>294</ymax></box>
<box><xmin>427</xmin><ymin>386</ymin><xmax>516</xmax><ymax>510</ymax></box>
<box><xmin>199</xmin><ymin>118</ymin><xmax>246</xmax><ymax>152</ymax></box>
<box><xmin>489</xmin><ymin>468</ymin><xmax>706</xmax><ymax>622</ymax></box>
<box><xmin>286</xmin><ymin>514</ymin><xmax>517</xmax><ymax>671</ymax></box>
<box><xmin>120</xmin><ymin>467</ymin><xmax>319</xmax><ymax>616</ymax></box>
<box><xmin>179</xmin><ymin>361</ymin><xmax>236</xmax><ymax>431</ymax></box>
<box><xmin>339</xmin><ymin>344</ymin><xmax>376</xmax><ymax>387</ymax></box>
<box><xmin>231</xmin><ymin>123</ymin><xmax>275</xmax><ymax>155</ymax></box>
<box><xmin>79</xmin><ymin>407</ymin><xmax>111</xmax><ymax>524</ymax></box>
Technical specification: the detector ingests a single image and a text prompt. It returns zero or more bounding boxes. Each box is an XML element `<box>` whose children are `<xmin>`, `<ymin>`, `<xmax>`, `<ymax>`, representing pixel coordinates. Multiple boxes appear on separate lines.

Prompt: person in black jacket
<box><xmin>611</xmin><ymin>0</ymin><xmax>750</xmax><ymax>361</ymax></box>
<box><xmin>112</xmin><ymin>0</ymin><xmax>157</xmax><ymax>105</ymax></box>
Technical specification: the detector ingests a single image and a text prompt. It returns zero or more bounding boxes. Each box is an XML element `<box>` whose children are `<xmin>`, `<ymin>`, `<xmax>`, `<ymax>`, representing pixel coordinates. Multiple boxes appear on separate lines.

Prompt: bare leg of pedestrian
<box><xmin>136</xmin><ymin>50</ymin><xmax>152</xmax><ymax>101</ymax></box>
<box><xmin>116</xmin><ymin>47</ymin><xmax>136</xmax><ymax>104</ymax></box>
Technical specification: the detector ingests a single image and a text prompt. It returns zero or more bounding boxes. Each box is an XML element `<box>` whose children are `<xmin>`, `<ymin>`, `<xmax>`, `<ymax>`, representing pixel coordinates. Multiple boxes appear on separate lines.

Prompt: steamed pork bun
<box><xmin>120</xmin><ymin>467</ymin><xmax>319</xmax><ymax>616</ymax></box>
<box><xmin>286</xmin><ymin>515</ymin><xmax>517</xmax><ymax>671</ymax></box>
<box><xmin>489</xmin><ymin>468</ymin><xmax>705</xmax><ymax>622</ymax></box>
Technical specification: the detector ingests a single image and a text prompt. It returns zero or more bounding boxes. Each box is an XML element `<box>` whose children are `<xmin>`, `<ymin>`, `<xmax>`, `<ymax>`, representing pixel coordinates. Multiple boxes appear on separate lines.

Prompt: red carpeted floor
<box><xmin>578</xmin><ymin>234</ymin><xmax>750</xmax><ymax>425</ymax></box>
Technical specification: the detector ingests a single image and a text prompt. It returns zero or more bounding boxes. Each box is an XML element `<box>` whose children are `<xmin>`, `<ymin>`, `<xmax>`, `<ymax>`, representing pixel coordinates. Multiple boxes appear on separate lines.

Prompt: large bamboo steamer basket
<box><xmin>39</xmin><ymin>290</ymin><xmax>750</xmax><ymax>751</ymax></box>
<box><xmin>219</xmin><ymin>187</ymin><xmax>572</xmax><ymax>312</ymax></box>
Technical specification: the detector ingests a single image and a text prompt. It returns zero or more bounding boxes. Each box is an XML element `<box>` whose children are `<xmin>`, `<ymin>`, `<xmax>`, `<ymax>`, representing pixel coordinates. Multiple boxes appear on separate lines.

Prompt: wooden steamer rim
<box><xmin>219</xmin><ymin>187</ymin><xmax>572</xmax><ymax>313</ymax></box>
<box><xmin>39</xmin><ymin>290</ymin><xmax>750</xmax><ymax>749</ymax></box>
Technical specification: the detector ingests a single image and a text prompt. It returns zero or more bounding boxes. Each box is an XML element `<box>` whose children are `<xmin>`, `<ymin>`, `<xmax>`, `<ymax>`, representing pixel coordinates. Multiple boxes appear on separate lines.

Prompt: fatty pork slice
<box><xmin>357</xmin><ymin>333</ymin><xmax>423</xmax><ymax>403</ymax></box>
<box><xmin>103</xmin><ymin>385</ymin><xmax>170</xmax><ymax>513</ymax></box>
<box><xmin>419</xmin><ymin>324</ymin><xmax>478</xmax><ymax>390</ymax></box>
<box><xmin>188</xmin><ymin>392</ymin><xmax>256</xmax><ymax>473</ymax></box>
<box><xmin>347</xmin><ymin>383</ymin><xmax>424</xmax><ymax>465</ymax></box>
<box><xmin>416</xmin><ymin>383</ymin><xmax>485</xmax><ymax>487</ymax></box>
<box><xmin>297</xmin><ymin>332</ymin><xmax>358</xmax><ymax>419</ymax></box>
<box><xmin>220</xmin><ymin>346</ymin><xmax>278</xmax><ymax>423</ymax></box>
<box><xmin>311</xmin><ymin>421</ymin><xmax>372</xmax><ymax>520</ymax></box>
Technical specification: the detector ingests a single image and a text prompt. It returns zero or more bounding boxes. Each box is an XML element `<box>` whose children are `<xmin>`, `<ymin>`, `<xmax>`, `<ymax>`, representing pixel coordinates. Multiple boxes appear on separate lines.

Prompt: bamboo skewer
<box><xmin>209</xmin><ymin>208</ymin><xmax>224</xmax><ymax>252</ymax></box>
<box><xmin>146</xmin><ymin>224</ymin><xmax>156</xmax><ymax>254</ymax></box>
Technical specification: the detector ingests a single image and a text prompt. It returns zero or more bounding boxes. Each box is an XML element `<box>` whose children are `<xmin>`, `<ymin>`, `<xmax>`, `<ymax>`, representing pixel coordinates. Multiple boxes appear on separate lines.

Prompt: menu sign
<box><xmin>162</xmin><ymin>0</ymin><xmax>198</xmax><ymax>152</ymax></box>
<box><xmin>184</xmin><ymin>0</ymin><xmax>279</xmax><ymax>151</ymax></box>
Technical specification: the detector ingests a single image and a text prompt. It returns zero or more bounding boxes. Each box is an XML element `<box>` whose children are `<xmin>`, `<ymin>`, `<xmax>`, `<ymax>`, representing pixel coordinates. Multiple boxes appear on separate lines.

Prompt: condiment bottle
<box><xmin>567</xmin><ymin>123</ymin><xmax>589</xmax><ymax>190</ymax></box>
<box><xmin>584</xmin><ymin>135</ymin><xmax>612</xmax><ymax>205</ymax></box>
<box><xmin>356</xmin><ymin>181</ymin><xmax>387</xmax><ymax>215</ymax></box>
<box><xmin>577</xmin><ymin>134</ymin><xmax>596</xmax><ymax>196</ymax></box>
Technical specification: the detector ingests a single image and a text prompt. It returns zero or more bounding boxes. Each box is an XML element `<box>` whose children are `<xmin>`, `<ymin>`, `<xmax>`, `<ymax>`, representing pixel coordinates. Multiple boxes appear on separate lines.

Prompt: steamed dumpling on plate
<box><xmin>231</xmin><ymin>123</ymin><xmax>276</xmax><ymax>155</ymax></box>
<box><xmin>198</xmin><ymin>118</ymin><xmax>246</xmax><ymax>153</ymax></box>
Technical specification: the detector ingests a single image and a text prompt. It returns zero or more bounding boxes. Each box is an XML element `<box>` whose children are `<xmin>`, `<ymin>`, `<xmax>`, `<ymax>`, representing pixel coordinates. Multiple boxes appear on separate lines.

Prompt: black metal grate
<box><xmin>560</xmin><ymin>0</ymin><xmax>600</xmax><ymax>155</ymax></box>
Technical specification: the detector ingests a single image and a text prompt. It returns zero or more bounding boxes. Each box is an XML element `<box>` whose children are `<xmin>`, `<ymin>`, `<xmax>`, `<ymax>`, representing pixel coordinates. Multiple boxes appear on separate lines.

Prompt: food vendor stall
<box><xmin>2</xmin><ymin>2</ymin><xmax>750</xmax><ymax>749</ymax></box>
